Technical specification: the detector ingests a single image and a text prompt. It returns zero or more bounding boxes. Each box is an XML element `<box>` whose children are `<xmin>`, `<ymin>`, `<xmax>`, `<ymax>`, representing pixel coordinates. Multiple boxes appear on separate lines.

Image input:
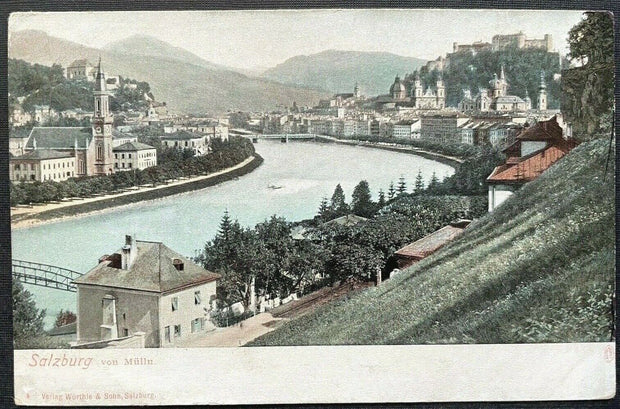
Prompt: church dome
<box><xmin>390</xmin><ymin>76</ymin><xmax>406</xmax><ymax>94</ymax></box>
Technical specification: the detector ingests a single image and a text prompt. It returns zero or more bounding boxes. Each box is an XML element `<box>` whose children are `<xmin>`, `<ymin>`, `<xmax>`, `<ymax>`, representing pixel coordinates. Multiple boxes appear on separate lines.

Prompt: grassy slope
<box><xmin>252</xmin><ymin>138</ymin><xmax>615</xmax><ymax>345</ymax></box>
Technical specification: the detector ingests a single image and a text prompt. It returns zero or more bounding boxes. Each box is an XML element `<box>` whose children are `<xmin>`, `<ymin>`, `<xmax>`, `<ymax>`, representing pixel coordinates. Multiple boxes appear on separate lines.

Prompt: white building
<box><xmin>161</xmin><ymin>130</ymin><xmax>209</xmax><ymax>156</ymax></box>
<box><xmin>113</xmin><ymin>141</ymin><xmax>157</xmax><ymax>171</ymax></box>
<box><xmin>9</xmin><ymin>149</ymin><xmax>76</xmax><ymax>182</ymax></box>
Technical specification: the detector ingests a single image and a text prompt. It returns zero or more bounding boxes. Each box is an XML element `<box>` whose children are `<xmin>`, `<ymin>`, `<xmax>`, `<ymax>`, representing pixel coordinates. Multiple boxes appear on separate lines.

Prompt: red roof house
<box><xmin>486</xmin><ymin>115</ymin><xmax>578</xmax><ymax>211</ymax></box>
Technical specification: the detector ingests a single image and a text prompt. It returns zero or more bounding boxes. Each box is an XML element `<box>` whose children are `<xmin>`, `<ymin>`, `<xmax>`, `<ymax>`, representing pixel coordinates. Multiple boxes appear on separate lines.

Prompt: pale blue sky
<box><xmin>10</xmin><ymin>9</ymin><xmax>585</xmax><ymax>69</ymax></box>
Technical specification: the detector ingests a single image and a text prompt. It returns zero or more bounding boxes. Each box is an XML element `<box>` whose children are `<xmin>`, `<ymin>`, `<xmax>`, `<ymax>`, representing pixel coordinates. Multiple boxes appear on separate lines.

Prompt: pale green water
<box><xmin>11</xmin><ymin>141</ymin><xmax>454</xmax><ymax>328</ymax></box>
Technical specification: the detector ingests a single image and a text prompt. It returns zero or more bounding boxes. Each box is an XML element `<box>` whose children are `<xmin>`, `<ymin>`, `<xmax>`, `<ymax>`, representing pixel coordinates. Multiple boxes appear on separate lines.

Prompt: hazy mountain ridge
<box><xmin>9</xmin><ymin>30</ymin><xmax>329</xmax><ymax>114</ymax></box>
<box><xmin>262</xmin><ymin>49</ymin><xmax>427</xmax><ymax>96</ymax></box>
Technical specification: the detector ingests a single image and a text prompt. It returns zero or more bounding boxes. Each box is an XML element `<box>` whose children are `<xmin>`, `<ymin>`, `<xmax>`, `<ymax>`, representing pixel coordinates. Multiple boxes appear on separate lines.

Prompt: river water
<box><xmin>11</xmin><ymin>141</ymin><xmax>454</xmax><ymax>328</ymax></box>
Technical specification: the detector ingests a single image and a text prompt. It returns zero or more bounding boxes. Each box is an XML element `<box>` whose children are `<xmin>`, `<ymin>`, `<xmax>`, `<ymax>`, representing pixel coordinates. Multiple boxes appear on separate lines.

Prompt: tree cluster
<box><xmin>561</xmin><ymin>12</ymin><xmax>614</xmax><ymax>139</ymax></box>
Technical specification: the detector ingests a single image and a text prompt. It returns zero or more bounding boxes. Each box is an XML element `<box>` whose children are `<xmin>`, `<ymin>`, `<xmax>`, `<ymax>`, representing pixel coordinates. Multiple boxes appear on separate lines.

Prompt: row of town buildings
<box><xmin>9</xmin><ymin>60</ymin><xmax>230</xmax><ymax>184</ymax></box>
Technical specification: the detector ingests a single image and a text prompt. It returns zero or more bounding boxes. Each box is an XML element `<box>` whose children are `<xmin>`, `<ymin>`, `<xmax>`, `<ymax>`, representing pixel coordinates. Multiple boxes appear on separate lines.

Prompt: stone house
<box><xmin>113</xmin><ymin>141</ymin><xmax>157</xmax><ymax>171</ymax></box>
<box><xmin>74</xmin><ymin>236</ymin><xmax>221</xmax><ymax>348</ymax></box>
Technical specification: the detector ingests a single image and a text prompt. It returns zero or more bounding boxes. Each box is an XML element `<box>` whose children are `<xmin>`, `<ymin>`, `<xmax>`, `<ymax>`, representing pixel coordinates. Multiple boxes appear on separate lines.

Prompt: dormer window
<box><xmin>173</xmin><ymin>258</ymin><xmax>184</xmax><ymax>271</ymax></box>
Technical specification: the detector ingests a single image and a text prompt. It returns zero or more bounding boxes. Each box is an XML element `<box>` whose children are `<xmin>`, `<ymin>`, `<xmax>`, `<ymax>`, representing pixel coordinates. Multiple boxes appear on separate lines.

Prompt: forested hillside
<box><xmin>9</xmin><ymin>58</ymin><xmax>152</xmax><ymax>115</ymax></box>
<box><xmin>413</xmin><ymin>48</ymin><xmax>564</xmax><ymax>108</ymax></box>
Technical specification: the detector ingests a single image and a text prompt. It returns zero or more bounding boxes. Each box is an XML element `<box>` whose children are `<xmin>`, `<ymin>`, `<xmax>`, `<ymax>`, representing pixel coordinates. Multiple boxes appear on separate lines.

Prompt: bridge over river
<box><xmin>12</xmin><ymin>259</ymin><xmax>82</xmax><ymax>292</ymax></box>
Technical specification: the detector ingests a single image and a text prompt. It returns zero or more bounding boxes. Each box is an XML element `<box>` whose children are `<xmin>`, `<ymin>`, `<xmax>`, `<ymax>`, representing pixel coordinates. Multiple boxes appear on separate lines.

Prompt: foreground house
<box><xmin>393</xmin><ymin>219</ymin><xmax>471</xmax><ymax>270</ymax></box>
<box><xmin>74</xmin><ymin>235</ymin><xmax>220</xmax><ymax>348</ymax></box>
<box><xmin>486</xmin><ymin>115</ymin><xmax>578</xmax><ymax>211</ymax></box>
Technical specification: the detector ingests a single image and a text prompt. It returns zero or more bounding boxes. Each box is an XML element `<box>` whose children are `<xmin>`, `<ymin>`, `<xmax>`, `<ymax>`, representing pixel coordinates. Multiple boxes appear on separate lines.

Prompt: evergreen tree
<box><xmin>414</xmin><ymin>170</ymin><xmax>425</xmax><ymax>195</ymax></box>
<box><xmin>397</xmin><ymin>175</ymin><xmax>407</xmax><ymax>195</ymax></box>
<box><xmin>428</xmin><ymin>171</ymin><xmax>440</xmax><ymax>192</ymax></box>
<box><xmin>387</xmin><ymin>181</ymin><xmax>396</xmax><ymax>199</ymax></box>
<box><xmin>377</xmin><ymin>189</ymin><xmax>386</xmax><ymax>208</ymax></box>
<box><xmin>13</xmin><ymin>280</ymin><xmax>48</xmax><ymax>349</ymax></box>
<box><xmin>351</xmin><ymin>180</ymin><xmax>375</xmax><ymax>218</ymax></box>
<box><xmin>317</xmin><ymin>196</ymin><xmax>331</xmax><ymax>221</ymax></box>
<box><xmin>330</xmin><ymin>184</ymin><xmax>349</xmax><ymax>216</ymax></box>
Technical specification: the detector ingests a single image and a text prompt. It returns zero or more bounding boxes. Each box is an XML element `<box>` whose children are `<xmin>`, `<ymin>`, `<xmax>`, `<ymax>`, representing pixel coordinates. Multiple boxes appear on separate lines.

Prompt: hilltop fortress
<box><xmin>425</xmin><ymin>32</ymin><xmax>553</xmax><ymax>72</ymax></box>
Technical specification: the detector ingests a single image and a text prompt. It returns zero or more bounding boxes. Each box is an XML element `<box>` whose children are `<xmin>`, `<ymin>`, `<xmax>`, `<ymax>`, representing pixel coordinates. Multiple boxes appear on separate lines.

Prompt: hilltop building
<box><xmin>74</xmin><ymin>235</ymin><xmax>221</xmax><ymax>348</ymax></box>
<box><xmin>452</xmin><ymin>32</ymin><xmax>553</xmax><ymax>55</ymax></box>
<box><xmin>486</xmin><ymin>115</ymin><xmax>577</xmax><ymax>211</ymax></box>
<box><xmin>65</xmin><ymin>59</ymin><xmax>97</xmax><ymax>81</ymax></box>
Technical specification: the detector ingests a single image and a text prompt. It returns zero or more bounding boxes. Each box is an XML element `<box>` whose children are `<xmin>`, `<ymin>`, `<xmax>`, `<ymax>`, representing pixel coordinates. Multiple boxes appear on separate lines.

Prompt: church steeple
<box><xmin>92</xmin><ymin>57</ymin><xmax>114</xmax><ymax>175</ymax></box>
<box><xmin>538</xmin><ymin>70</ymin><xmax>547</xmax><ymax>110</ymax></box>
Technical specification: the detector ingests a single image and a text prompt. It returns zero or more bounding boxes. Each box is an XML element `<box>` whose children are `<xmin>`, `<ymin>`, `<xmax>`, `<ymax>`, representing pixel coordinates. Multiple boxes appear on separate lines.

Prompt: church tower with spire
<box><xmin>537</xmin><ymin>71</ymin><xmax>547</xmax><ymax>111</ymax></box>
<box><xmin>92</xmin><ymin>58</ymin><xmax>114</xmax><ymax>175</ymax></box>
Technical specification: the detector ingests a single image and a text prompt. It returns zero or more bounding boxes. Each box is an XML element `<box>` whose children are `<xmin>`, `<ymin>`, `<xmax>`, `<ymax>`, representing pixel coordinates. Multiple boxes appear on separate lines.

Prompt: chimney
<box><xmin>121</xmin><ymin>235</ymin><xmax>136</xmax><ymax>270</ymax></box>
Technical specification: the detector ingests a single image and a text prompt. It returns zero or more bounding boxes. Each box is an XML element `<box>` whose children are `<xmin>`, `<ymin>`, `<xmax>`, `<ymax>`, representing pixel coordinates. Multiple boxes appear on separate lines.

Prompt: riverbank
<box><xmin>314</xmin><ymin>135</ymin><xmax>463</xmax><ymax>167</ymax></box>
<box><xmin>11</xmin><ymin>154</ymin><xmax>263</xmax><ymax>230</ymax></box>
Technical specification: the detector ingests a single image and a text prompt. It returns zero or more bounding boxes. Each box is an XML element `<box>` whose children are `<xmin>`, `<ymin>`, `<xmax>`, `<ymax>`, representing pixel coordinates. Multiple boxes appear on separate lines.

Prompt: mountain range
<box><xmin>9</xmin><ymin>30</ymin><xmax>428</xmax><ymax>114</ymax></box>
<box><xmin>261</xmin><ymin>50</ymin><xmax>427</xmax><ymax>96</ymax></box>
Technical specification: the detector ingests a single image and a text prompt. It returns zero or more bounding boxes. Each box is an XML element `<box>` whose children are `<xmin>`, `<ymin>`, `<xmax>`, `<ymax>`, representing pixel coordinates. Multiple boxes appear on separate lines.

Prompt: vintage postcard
<box><xmin>6</xmin><ymin>7</ymin><xmax>615</xmax><ymax>405</ymax></box>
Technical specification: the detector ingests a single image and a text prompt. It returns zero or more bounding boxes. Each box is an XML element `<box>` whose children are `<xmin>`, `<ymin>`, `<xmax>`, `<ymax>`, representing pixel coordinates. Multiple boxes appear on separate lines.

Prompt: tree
<box><xmin>427</xmin><ymin>171</ymin><xmax>440</xmax><ymax>192</ymax></box>
<box><xmin>387</xmin><ymin>181</ymin><xmax>396</xmax><ymax>199</ymax></box>
<box><xmin>317</xmin><ymin>196</ymin><xmax>332</xmax><ymax>222</ymax></box>
<box><xmin>396</xmin><ymin>176</ymin><xmax>407</xmax><ymax>195</ymax></box>
<box><xmin>13</xmin><ymin>280</ymin><xmax>55</xmax><ymax>349</ymax></box>
<box><xmin>351</xmin><ymin>180</ymin><xmax>375</xmax><ymax>218</ymax></box>
<box><xmin>330</xmin><ymin>184</ymin><xmax>349</xmax><ymax>217</ymax></box>
<box><xmin>562</xmin><ymin>12</ymin><xmax>614</xmax><ymax>139</ymax></box>
<box><xmin>54</xmin><ymin>309</ymin><xmax>77</xmax><ymax>327</ymax></box>
<box><xmin>414</xmin><ymin>170</ymin><xmax>425</xmax><ymax>194</ymax></box>
<box><xmin>377</xmin><ymin>189</ymin><xmax>386</xmax><ymax>208</ymax></box>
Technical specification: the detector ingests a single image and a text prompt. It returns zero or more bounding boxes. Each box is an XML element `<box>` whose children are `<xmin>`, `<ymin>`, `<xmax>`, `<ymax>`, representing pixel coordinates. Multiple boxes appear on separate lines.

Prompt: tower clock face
<box><xmin>104</xmin><ymin>125</ymin><xmax>112</xmax><ymax>133</ymax></box>
<box><xmin>95</xmin><ymin>126</ymin><xmax>102</xmax><ymax>134</ymax></box>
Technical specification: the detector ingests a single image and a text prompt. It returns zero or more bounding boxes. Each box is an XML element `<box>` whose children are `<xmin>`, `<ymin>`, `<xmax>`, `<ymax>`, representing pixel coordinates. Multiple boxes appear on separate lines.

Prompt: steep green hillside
<box><xmin>252</xmin><ymin>138</ymin><xmax>614</xmax><ymax>345</ymax></box>
<box><xmin>262</xmin><ymin>50</ymin><xmax>426</xmax><ymax>96</ymax></box>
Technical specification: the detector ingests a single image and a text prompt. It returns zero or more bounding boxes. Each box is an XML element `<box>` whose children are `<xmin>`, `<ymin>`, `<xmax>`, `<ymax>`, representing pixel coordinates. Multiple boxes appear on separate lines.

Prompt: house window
<box><xmin>128</xmin><ymin>163</ymin><xmax>132</xmax><ymax>168</ymax></box>
<box><xmin>164</xmin><ymin>326</ymin><xmax>171</xmax><ymax>343</ymax></box>
<box><xmin>174</xmin><ymin>325</ymin><xmax>181</xmax><ymax>337</ymax></box>
<box><xmin>171</xmin><ymin>297</ymin><xmax>178</xmax><ymax>311</ymax></box>
<box><xmin>121</xmin><ymin>153</ymin><xmax>125</xmax><ymax>159</ymax></box>
<box><xmin>30</xmin><ymin>175</ymin><xmax>35</xmax><ymax>181</ymax></box>
<box><xmin>115</xmin><ymin>153</ymin><xmax>118</xmax><ymax>159</ymax></box>
<box><xmin>97</xmin><ymin>144</ymin><xmax>103</xmax><ymax>160</ymax></box>
<box><xmin>194</xmin><ymin>291</ymin><xmax>201</xmax><ymax>305</ymax></box>
<box><xmin>128</xmin><ymin>154</ymin><xmax>132</xmax><ymax>159</ymax></box>
<box><xmin>122</xmin><ymin>328</ymin><xmax>129</xmax><ymax>337</ymax></box>
<box><xmin>31</xmin><ymin>163</ymin><xmax>35</xmax><ymax>170</ymax></box>
<box><xmin>191</xmin><ymin>318</ymin><xmax>202</xmax><ymax>333</ymax></box>
<box><xmin>14</xmin><ymin>164</ymin><xmax>20</xmax><ymax>170</ymax></box>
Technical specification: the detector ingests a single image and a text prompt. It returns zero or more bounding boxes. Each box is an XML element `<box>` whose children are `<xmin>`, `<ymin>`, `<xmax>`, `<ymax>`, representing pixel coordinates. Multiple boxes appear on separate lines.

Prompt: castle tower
<box><xmin>92</xmin><ymin>58</ymin><xmax>114</xmax><ymax>175</ymax></box>
<box><xmin>537</xmin><ymin>71</ymin><xmax>547</xmax><ymax>111</ymax></box>
<box><xmin>414</xmin><ymin>72</ymin><xmax>423</xmax><ymax>97</ymax></box>
<box><xmin>354</xmin><ymin>82</ymin><xmax>360</xmax><ymax>98</ymax></box>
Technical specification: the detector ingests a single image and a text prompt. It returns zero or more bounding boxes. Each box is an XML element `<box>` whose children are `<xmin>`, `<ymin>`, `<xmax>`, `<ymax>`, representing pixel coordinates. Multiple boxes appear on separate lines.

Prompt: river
<box><xmin>11</xmin><ymin>140</ymin><xmax>454</xmax><ymax>328</ymax></box>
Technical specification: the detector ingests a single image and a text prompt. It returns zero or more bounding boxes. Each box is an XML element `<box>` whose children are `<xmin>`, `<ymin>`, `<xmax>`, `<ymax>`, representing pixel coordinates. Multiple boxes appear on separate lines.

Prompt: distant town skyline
<box><xmin>10</xmin><ymin>9</ymin><xmax>584</xmax><ymax>70</ymax></box>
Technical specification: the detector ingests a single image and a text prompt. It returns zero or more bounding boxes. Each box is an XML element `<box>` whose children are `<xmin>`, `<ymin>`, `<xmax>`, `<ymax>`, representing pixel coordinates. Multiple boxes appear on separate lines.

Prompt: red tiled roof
<box><xmin>516</xmin><ymin>116</ymin><xmax>563</xmax><ymax>142</ymax></box>
<box><xmin>487</xmin><ymin>145</ymin><xmax>569</xmax><ymax>184</ymax></box>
